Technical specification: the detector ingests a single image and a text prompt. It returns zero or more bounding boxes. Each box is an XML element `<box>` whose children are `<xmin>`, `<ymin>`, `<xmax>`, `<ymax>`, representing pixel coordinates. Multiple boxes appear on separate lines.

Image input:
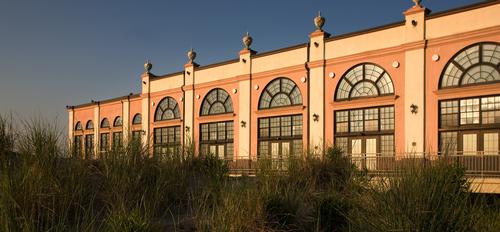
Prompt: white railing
<box><xmin>223</xmin><ymin>152</ymin><xmax>500</xmax><ymax>177</ymax></box>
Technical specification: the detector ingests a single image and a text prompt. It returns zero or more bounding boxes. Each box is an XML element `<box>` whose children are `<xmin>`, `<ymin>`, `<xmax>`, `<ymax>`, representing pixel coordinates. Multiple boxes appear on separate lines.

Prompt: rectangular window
<box><xmin>199</xmin><ymin>121</ymin><xmax>234</xmax><ymax>160</ymax></box>
<box><xmin>335</xmin><ymin>137</ymin><xmax>348</xmax><ymax>153</ymax></box>
<box><xmin>153</xmin><ymin>126</ymin><xmax>181</xmax><ymax>158</ymax></box>
<box><xmin>350</xmin><ymin>109</ymin><xmax>364</xmax><ymax>132</ymax></box>
<box><xmin>334</xmin><ymin>106</ymin><xmax>395</xmax><ymax>156</ymax></box>
<box><xmin>258</xmin><ymin>114</ymin><xmax>303</xmax><ymax>158</ymax></box>
<box><xmin>335</xmin><ymin>111</ymin><xmax>349</xmax><ymax>133</ymax></box>
<box><xmin>483</xmin><ymin>132</ymin><xmax>499</xmax><ymax>155</ymax></box>
<box><xmin>100</xmin><ymin>133</ymin><xmax>109</xmax><ymax>152</ymax></box>
<box><xmin>481</xmin><ymin>96</ymin><xmax>500</xmax><ymax>124</ymax></box>
<box><xmin>439</xmin><ymin>95</ymin><xmax>500</xmax><ymax>155</ymax></box>
<box><xmin>380</xmin><ymin>106</ymin><xmax>395</xmax><ymax>130</ymax></box>
<box><xmin>364</xmin><ymin>108</ymin><xmax>379</xmax><ymax>131</ymax></box>
<box><xmin>380</xmin><ymin>135</ymin><xmax>394</xmax><ymax>156</ymax></box>
<box><xmin>462</xmin><ymin>133</ymin><xmax>477</xmax><ymax>155</ymax></box>
<box><xmin>132</xmin><ymin>131</ymin><xmax>141</xmax><ymax>141</ymax></box>
<box><xmin>113</xmin><ymin>132</ymin><xmax>123</xmax><ymax>149</ymax></box>
<box><xmin>336</xmin><ymin>106</ymin><xmax>394</xmax><ymax>133</ymax></box>
<box><xmin>440</xmin><ymin>100</ymin><xmax>459</xmax><ymax>127</ymax></box>
<box><xmin>440</xmin><ymin>132</ymin><xmax>458</xmax><ymax>155</ymax></box>
<box><xmin>74</xmin><ymin>135</ymin><xmax>82</xmax><ymax>157</ymax></box>
<box><xmin>460</xmin><ymin>98</ymin><xmax>480</xmax><ymax>125</ymax></box>
<box><xmin>85</xmin><ymin>134</ymin><xmax>94</xmax><ymax>159</ymax></box>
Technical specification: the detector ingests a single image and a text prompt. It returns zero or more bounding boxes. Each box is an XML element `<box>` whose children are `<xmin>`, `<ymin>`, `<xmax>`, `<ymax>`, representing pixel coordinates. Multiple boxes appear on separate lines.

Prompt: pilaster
<box><xmin>93</xmin><ymin>104</ymin><xmax>100</xmax><ymax>157</ymax></box>
<box><xmin>183</xmin><ymin>62</ymin><xmax>197</xmax><ymax>151</ymax></box>
<box><xmin>122</xmin><ymin>98</ymin><xmax>130</xmax><ymax>143</ymax></box>
<box><xmin>68</xmin><ymin>107</ymin><xmax>74</xmax><ymax>148</ymax></box>
<box><xmin>308</xmin><ymin>25</ymin><xmax>328</xmax><ymax>155</ymax></box>
<box><xmin>238</xmin><ymin>48</ymin><xmax>254</xmax><ymax>159</ymax></box>
<box><xmin>141</xmin><ymin>71</ymin><xmax>151</xmax><ymax>155</ymax></box>
<box><xmin>402</xmin><ymin>3</ymin><xmax>429</xmax><ymax>154</ymax></box>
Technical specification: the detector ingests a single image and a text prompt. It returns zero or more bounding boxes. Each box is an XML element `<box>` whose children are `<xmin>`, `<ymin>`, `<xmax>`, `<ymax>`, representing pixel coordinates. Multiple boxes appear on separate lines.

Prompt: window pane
<box><xmin>380</xmin><ymin>135</ymin><xmax>394</xmax><ymax>156</ymax></box>
<box><xmin>259</xmin><ymin>141</ymin><xmax>269</xmax><ymax>158</ymax></box>
<box><xmin>335</xmin><ymin>137</ymin><xmax>348</xmax><ymax>153</ymax></box>
<box><xmin>350</xmin><ymin>110</ymin><xmax>364</xmax><ymax>132</ymax></box>
<box><xmin>484</xmin><ymin>133</ymin><xmax>499</xmax><ymax>155</ymax></box>
<box><xmin>440</xmin><ymin>132</ymin><xmax>458</xmax><ymax>155</ymax></box>
<box><xmin>380</xmin><ymin>106</ymin><xmax>394</xmax><ymax>130</ymax></box>
<box><xmin>460</xmin><ymin>98</ymin><xmax>480</xmax><ymax>125</ymax></box>
<box><xmin>364</xmin><ymin>108</ymin><xmax>379</xmax><ymax>131</ymax></box>
<box><xmin>335</xmin><ymin>111</ymin><xmax>349</xmax><ymax>133</ymax></box>
<box><xmin>462</xmin><ymin>134</ymin><xmax>477</xmax><ymax>155</ymax></box>
<box><xmin>226</xmin><ymin>122</ymin><xmax>234</xmax><ymax>140</ymax></box>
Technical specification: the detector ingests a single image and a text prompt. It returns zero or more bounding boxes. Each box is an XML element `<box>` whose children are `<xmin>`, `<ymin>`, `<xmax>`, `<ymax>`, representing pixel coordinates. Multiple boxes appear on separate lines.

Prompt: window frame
<box><xmin>334</xmin><ymin>63</ymin><xmax>394</xmax><ymax>101</ymax></box>
<box><xmin>258</xmin><ymin>77</ymin><xmax>303</xmax><ymax>110</ymax></box>
<box><xmin>200</xmin><ymin>88</ymin><xmax>233</xmax><ymax>116</ymax></box>
<box><xmin>439</xmin><ymin>42</ymin><xmax>500</xmax><ymax>89</ymax></box>
<box><xmin>154</xmin><ymin>97</ymin><xmax>181</xmax><ymax>121</ymax></box>
<box><xmin>132</xmin><ymin>113</ymin><xmax>142</xmax><ymax>125</ymax></box>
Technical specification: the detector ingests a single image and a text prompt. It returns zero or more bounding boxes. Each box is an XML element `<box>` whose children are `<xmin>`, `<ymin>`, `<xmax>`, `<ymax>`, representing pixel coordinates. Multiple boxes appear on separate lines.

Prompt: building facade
<box><xmin>68</xmin><ymin>1</ymin><xmax>500</xmax><ymax>162</ymax></box>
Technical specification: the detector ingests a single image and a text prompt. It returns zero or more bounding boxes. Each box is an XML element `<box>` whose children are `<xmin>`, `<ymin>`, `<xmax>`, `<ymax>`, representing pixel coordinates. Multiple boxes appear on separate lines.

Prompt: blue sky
<box><xmin>0</xmin><ymin>0</ymin><xmax>481</xmax><ymax>133</ymax></box>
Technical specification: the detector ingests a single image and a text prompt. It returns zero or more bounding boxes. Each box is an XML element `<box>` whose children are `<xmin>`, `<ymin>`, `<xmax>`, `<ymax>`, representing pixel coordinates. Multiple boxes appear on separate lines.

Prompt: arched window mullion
<box><xmin>155</xmin><ymin>97</ymin><xmax>180</xmax><ymax>121</ymax></box>
<box><xmin>451</xmin><ymin>60</ymin><xmax>466</xmax><ymax>73</ymax></box>
<box><xmin>479</xmin><ymin>44</ymin><xmax>483</xmax><ymax>63</ymax></box>
<box><xmin>200</xmin><ymin>88</ymin><xmax>233</xmax><ymax>116</ymax></box>
<box><xmin>362</xmin><ymin>64</ymin><xmax>366</xmax><ymax>80</ymax></box>
<box><xmin>375</xmin><ymin>70</ymin><xmax>386</xmax><ymax>84</ymax></box>
<box><xmin>440</xmin><ymin>42</ymin><xmax>500</xmax><ymax>88</ymax></box>
<box><xmin>459</xmin><ymin>62</ymin><xmax>499</xmax><ymax>86</ymax></box>
<box><xmin>336</xmin><ymin>63</ymin><xmax>393</xmax><ymax>100</ymax></box>
<box><xmin>258</xmin><ymin>77</ymin><xmax>302</xmax><ymax>109</ymax></box>
<box><xmin>344</xmin><ymin>78</ymin><xmax>355</xmax><ymax>87</ymax></box>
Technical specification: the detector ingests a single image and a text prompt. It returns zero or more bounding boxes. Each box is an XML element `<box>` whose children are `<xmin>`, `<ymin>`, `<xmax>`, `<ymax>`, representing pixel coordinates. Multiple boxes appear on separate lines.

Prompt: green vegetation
<box><xmin>0</xmin><ymin>116</ymin><xmax>499</xmax><ymax>231</ymax></box>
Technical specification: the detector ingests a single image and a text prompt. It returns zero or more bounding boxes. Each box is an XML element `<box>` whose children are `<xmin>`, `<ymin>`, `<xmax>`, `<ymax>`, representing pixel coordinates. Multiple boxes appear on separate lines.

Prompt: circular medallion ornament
<box><xmin>254</xmin><ymin>85</ymin><xmax>259</xmax><ymax>90</ymax></box>
<box><xmin>432</xmin><ymin>54</ymin><xmax>440</xmax><ymax>62</ymax></box>
<box><xmin>232</xmin><ymin>88</ymin><xmax>238</xmax><ymax>94</ymax></box>
<box><xmin>392</xmin><ymin>61</ymin><xmax>400</xmax><ymax>68</ymax></box>
<box><xmin>301</xmin><ymin>77</ymin><xmax>307</xmax><ymax>83</ymax></box>
<box><xmin>329</xmin><ymin>72</ymin><xmax>335</xmax><ymax>78</ymax></box>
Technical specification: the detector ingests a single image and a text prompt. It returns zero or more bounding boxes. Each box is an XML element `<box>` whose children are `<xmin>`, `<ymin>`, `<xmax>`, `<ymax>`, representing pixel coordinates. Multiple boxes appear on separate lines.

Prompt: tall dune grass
<box><xmin>0</xmin><ymin>115</ymin><xmax>498</xmax><ymax>231</ymax></box>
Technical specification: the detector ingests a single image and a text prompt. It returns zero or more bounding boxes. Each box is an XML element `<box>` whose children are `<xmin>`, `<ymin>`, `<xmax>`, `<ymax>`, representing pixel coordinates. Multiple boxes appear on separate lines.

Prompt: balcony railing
<box><xmin>224</xmin><ymin>152</ymin><xmax>500</xmax><ymax>178</ymax></box>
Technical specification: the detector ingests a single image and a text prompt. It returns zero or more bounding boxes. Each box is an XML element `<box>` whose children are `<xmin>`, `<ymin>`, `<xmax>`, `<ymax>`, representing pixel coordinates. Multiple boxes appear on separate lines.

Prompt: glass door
<box><xmin>462</xmin><ymin>133</ymin><xmax>477</xmax><ymax>155</ymax></box>
<box><xmin>351</xmin><ymin>138</ymin><xmax>362</xmax><ymax>168</ymax></box>
<box><xmin>483</xmin><ymin>132</ymin><xmax>499</xmax><ymax>155</ymax></box>
<box><xmin>366</xmin><ymin>138</ymin><xmax>377</xmax><ymax>170</ymax></box>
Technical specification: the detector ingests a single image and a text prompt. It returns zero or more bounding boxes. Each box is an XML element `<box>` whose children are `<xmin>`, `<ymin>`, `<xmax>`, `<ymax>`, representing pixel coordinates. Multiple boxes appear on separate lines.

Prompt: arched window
<box><xmin>101</xmin><ymin>118</ymin><xmax>110</xmax><ymax>128</ymax></box>
<box><xmin>113</xmin><ymin>116</ymin><xmax>122</xmax><ymax>127</ymax></box>
<box><xmin>440</xmin><ymin>42</ymin><xmax>500</xmax><ymax>88</ymax></box>
<box><xmin>155</xmin><ymin>97</ymin><xmax>181</xmax><ymax>121</ymax></box>
<box><xmin>258</xmin><ymin>77</ymin><xmax>302</xmax><ymax>109</ymax></box>
<box><xmin>86</xmin><ymin>120</ymin><xmax>94</xmax><ymax>130</ymax></box>
<box><xmin>335</xmin><ymin>63</ymin><xmax>394</xmax><ymax>101</ymax></box>
<box><xmin>200</xmin><ymin>88</ymin><xmax>233</xmax><ymax>116</ymax></box>
<box><xmin>75</xmin><ymin>121</ymin><xmax>82</xmax><ymax>130</ymax></box>
<box><xmin>132</xmin><ymin>113</ymin><xmax>142</xmax><ymax>125</ymax></box>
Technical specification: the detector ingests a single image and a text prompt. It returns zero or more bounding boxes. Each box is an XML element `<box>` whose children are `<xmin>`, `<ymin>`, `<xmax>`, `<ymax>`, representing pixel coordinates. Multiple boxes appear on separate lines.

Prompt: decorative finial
<box><xmin>144</xmin><ymin>59</ymin><xmax>152</xmax><ymax>73</ymax></box>
<box><xmin>187</xmin><ymin>48</ymin><xmax>196</xmax><ymax>63</ymax></box>
<box><xmin>412</xmin><ymin>0</ymin><xmax>422</xmax><ymax>7</ymax></box>
<box><xmin>314</xmin><ymin>11</ymin><xmax>325</xmax><ymax>31</ymax></box>
<box><xmin>242</xmin><ymin>32</ymin><xmax>253</xmax><ymax>50</ymax></box>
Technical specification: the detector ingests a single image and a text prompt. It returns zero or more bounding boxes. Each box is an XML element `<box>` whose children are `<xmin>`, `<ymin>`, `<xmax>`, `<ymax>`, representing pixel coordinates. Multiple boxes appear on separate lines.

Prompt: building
<box><xmin>68</xmin><ymin>1</ymin><xmax>500</xmax><ymax>165</ymax></box>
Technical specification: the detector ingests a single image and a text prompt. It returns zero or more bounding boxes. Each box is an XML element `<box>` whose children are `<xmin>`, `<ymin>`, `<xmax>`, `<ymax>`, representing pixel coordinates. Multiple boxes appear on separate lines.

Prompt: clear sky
<box><xmin>0</xmin><ymin>0</ymin><xmax>482</xmax><ymax>134</ymax></box>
